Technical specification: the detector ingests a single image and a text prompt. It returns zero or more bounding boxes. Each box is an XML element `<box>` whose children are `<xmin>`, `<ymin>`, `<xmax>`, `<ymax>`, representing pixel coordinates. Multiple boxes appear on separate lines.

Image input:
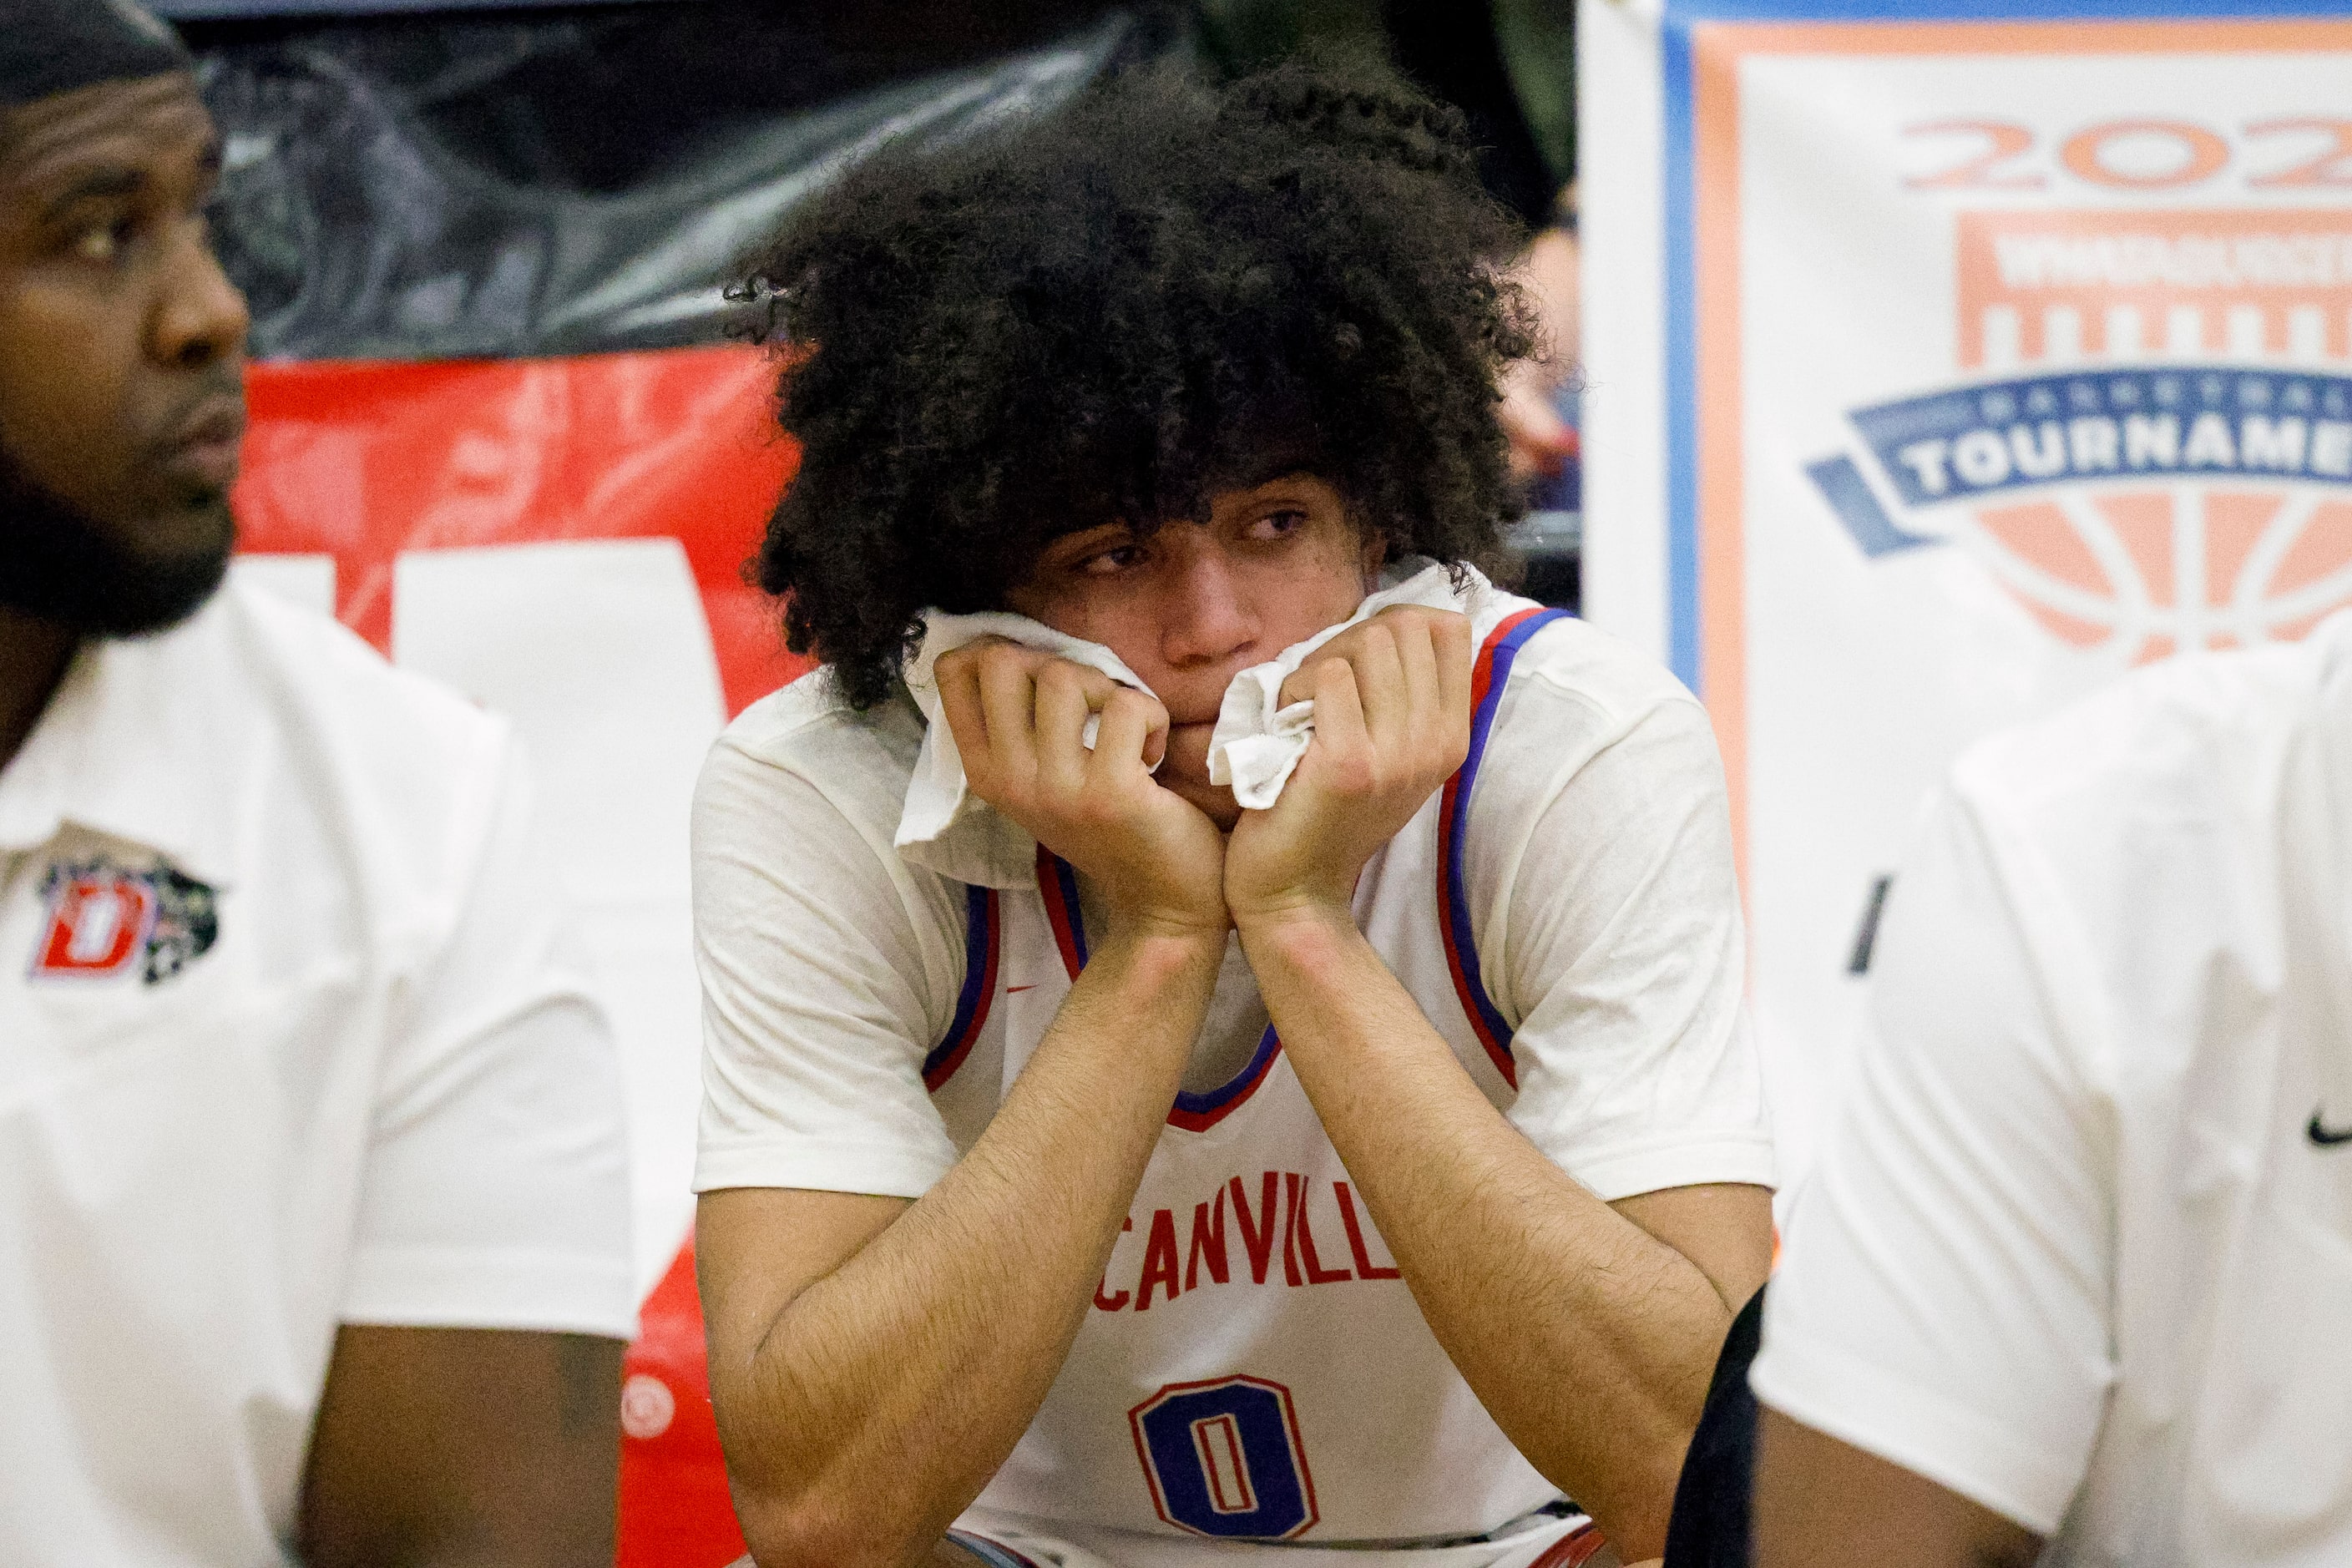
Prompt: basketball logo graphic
<box><xmin>1811</xmin><ymin>208</ymin><xmax>2352</xmax><ymax>665</ymax></box>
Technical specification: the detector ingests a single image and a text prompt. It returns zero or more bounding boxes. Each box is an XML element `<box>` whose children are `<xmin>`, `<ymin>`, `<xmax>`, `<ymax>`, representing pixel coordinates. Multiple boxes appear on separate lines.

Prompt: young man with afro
<box><xmin>691</xmin><ymin>62</ymin><xmax>1773</xmax><ymax>1568</ymax></box>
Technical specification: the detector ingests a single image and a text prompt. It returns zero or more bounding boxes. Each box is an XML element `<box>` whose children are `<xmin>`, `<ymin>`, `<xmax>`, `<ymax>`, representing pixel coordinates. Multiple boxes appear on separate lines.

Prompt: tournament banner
<box><xmin>1580</xmin><ymin>0</ymin><xmax>2352</xmax><ymax>1174</ymax></box>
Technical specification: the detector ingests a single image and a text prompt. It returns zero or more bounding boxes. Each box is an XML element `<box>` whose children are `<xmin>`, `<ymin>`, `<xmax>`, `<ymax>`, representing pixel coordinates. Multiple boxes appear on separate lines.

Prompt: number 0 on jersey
<box><xmin>1127</xmin><ymin>1376</ymin><xmax>1318</xmax><ymax>1539</ymax></box>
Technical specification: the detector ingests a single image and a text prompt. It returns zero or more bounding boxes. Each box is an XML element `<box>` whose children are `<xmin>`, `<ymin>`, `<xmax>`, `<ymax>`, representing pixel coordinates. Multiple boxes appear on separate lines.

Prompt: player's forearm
<box><xmin>1754</xmin><ymin>1409</ymin><xmax>2046</xmax><ymax>1568</ymax></box>
<box><xmin>1238</xmin><ymin>907</ymin><xmax>1727</xmax><ymax>1561</ymax></box>
<box><xmin>722</xmin><ymin>928</ymin><xmax>1222</xmax><ymax>1568</ymax></box>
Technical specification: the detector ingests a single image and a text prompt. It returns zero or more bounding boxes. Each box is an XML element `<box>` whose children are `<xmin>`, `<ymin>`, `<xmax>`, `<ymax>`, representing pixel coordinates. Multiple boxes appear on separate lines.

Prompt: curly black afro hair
<box><xmin>741</xmin><ymin>58</ymin><xmax>1538</xmax><ymax>710</ymax></box>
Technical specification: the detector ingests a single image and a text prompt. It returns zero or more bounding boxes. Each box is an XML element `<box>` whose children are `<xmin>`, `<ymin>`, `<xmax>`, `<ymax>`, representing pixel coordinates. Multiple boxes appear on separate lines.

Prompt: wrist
<box><xmin>1094</xmin><ymin>918</ymin><xmax>1230</xmax><ymax>978</ymax></box>
<box><xmin>1095</xmin><ymin>865</ymin><xmax>1229</xmax><ymax>950</ymax></box>
<box><xmin>1232</xmin><ymin>894</ymin><xmax>1363</xmax><ymax>955</ymax></box>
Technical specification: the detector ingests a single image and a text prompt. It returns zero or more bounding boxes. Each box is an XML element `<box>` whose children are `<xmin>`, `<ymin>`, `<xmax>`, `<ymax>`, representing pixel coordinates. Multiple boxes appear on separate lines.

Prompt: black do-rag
<box><xmin>1</xmin><ymin>0</ymin><xmax>194</xmax><ymax>110</ymax></box>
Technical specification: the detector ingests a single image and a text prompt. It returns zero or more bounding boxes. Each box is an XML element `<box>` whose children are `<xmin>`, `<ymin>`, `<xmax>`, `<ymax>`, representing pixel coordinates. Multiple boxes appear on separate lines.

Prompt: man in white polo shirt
<box><xmin>1750</xmin><ymin>618</ymin><xmax>2352</xmax><ymax>1566</ymax></box>
<box><xmin>0</xmin><ymin>3</ymin><xmax>636</xmax><ymax>1562</ymax></box>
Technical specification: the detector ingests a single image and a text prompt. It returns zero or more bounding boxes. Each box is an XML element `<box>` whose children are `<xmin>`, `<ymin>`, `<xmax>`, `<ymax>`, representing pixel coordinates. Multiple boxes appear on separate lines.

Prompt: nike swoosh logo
<box><xmin>1005</xmin><ymin>984</ymin><xmax>1036</xmax><ymax>994</ymax></box>
<box><xmin>2309</xmin><ymin>1110</ymin><xmax>2352</xmax><ymax>1147</ymax></box>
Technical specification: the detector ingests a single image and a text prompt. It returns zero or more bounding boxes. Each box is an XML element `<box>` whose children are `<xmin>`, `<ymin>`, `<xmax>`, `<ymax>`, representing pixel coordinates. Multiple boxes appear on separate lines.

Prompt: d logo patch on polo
<box><xmin>33</xmin><ymin>858</ymin><xmax>219</xmax><ymax>985</ymax></box>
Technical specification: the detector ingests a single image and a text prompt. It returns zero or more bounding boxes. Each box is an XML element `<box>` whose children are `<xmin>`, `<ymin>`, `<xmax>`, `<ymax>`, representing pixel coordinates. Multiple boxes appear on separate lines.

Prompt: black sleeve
<box><xmin>1663</xmin><ymin>1282</ymin><xmax>1766</xmax><ymax>1568</ymax></box>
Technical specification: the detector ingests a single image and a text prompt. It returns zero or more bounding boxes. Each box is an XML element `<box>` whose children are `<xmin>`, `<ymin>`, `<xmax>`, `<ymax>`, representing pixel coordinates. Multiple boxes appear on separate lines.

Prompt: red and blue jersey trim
<box><xmin>944</xmin><ymin>1530</ymin><xmax>1044</xmax><ymax>1568</ymax></box>
<box><xmin>1036</xmin><ymin>846</ymin><xmax>1282</xmax><ymax>1132</ymax></box>
<box><xmin>1036</xmin><ymin>842</ymin><xmax>1088</xmax><ymax>976</ymax></box>
<box><xmin>923</xmin><ymin>884</ymin><xmax>1000</xmax><ymax>1091</ymax></box>
<box><xmin>1169</xmin><ymin>1023</ymin><xmax>1281</xmax><ymax>1132</ymax></box>
<box><xmin>1437</xmin><ymin>606</ymin><xmax>1571</xmax><ymax>1089</ymax></box>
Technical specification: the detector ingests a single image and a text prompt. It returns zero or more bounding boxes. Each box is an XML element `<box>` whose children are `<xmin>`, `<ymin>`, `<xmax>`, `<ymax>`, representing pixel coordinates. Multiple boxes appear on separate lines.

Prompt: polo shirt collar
<box><xmin>0</xmin><ymin>627</ymin><xmax>224</xmax><ymax>884</ymax></box>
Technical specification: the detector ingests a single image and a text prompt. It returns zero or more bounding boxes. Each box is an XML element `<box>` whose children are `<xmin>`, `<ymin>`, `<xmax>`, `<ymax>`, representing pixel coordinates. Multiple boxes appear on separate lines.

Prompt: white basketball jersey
<box><xmin>923</xmin><ymin>599</ymin><xmax>1574</xmax><ymax>1545</ymax></box>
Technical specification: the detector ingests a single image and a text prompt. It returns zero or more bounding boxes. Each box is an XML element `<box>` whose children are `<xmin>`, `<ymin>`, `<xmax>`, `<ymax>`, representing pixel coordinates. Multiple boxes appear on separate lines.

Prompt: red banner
<box><xmin>235</xmin><ymin>344</ymin><xmax>808</xmax><ymax>716</ymax></box>
<box><xmin>236</xmin><ymin>343</ymin><xmax>797</xmax><ymax>1566</ymax></box>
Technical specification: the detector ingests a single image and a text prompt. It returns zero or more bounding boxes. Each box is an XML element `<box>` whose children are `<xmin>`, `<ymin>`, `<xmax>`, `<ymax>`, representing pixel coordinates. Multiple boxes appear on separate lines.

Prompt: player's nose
<box><xmin>1158</xmin><ymin>533</ymin><xmax>1258</xmax><ymax>672</ymax></box>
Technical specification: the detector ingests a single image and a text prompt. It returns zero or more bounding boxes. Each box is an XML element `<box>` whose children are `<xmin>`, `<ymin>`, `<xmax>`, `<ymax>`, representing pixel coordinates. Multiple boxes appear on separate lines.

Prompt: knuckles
<box><xmin>1279</xmin><ymin>604</ymin><xmax>1473</xmax><ymax>702</ymax></box>
<box><xmin>1284</xmin><ymin>654</ymin><xmax>1357</xmax><ymax>709</ymax></box>
<box><xmin>1034</xmin><ymin>659</ymin><xmax>1092</xmax><ymax>700</ymax></box>
<box><xmin>953</xmin><ymin>638</ymin><xmax>1059</xmax><ymax>684</ymax></box>
<box><xmin>1101</xmin><ymin>688</ymin><xmax>1164</xmax><ymax>726</ymax></box>
<box><xmin>933</xmin><ymin>638</ymin><xmax>1007</xmax><ymax>683</ymax></box>
<box><xmin>1311</xmin><ymin>654</ymin><xmax>1358</xmax><ymax>690</ymax></box>
<box><xmin>929</xmin><ymin>645</ymin><xmax>975</xmax><ymax>685</ymax></box>
<box><xmin>1372</xmin><ymin>604</ymin><xmax>1464</xmax><ymax>640</ymax></box>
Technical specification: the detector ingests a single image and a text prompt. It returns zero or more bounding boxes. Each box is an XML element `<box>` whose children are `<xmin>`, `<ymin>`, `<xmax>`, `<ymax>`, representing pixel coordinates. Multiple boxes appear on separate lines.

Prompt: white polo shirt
<box><xmin>0</xmin><ymin>579</ymin><xmax>636</xmax><ymax>1565</ymax></box>
<box><xmin>1754</xmin><ymin>615</ymin><xmax>2352</xmax><ymax>1565</ymax></box>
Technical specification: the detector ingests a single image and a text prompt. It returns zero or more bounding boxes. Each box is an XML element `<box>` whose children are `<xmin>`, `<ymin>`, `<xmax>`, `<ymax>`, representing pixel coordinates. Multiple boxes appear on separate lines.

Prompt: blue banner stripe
<box><xmin>1807</xmin><ymin>457</ymin><xmax>1935</xmax><ymax>558</ymax></box>
<box><xmin>1663</xmin><ymin>22</ymin><xmax>1702</xmax><ymax>693</ymax></box>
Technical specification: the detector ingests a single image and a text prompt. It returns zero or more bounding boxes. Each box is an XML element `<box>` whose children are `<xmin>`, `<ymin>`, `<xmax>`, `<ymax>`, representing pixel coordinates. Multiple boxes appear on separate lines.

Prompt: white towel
<box><xmin>896</xmin><ymin>560</ymin><xmax>1492</xmax><ymax>886</ymax></box>
<box><xmin>1206</xmin><ymin>561</ymin><xmax>1493</xmax><ymax>809</ymax></box>
<box><xmin>898</xmin><ymin>612</ymin><xmax>1159</xmax><ymax>888</ymax></box>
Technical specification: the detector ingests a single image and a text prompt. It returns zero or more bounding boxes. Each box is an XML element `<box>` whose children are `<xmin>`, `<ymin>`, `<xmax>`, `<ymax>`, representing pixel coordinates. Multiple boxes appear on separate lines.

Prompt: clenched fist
<box><xmin>1223</xmin><ymin>605</ymin><xmax>1473</xmax><ymax>930</ymax></box>
<box><xmin>934</xmin><ymin>638</ymin><xmax>1229</xmax><ymax>942</ymax></box>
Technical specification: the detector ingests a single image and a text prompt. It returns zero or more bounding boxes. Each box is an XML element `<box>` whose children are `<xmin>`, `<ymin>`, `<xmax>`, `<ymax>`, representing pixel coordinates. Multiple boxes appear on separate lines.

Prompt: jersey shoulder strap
<box><xmin>923</xmin><ymin>844</ymin><xmax>1078</xmax><ymax>1094</ymax></box>
<box><xmin>924</xmin><ymin>883</ymin><xmax>999</xmax><ymax>1090</ymax></box>
<box><xmin>1435</xmin><ymin>606</ymin><xmax>1572</xmax><ymax>1089</ymax></box>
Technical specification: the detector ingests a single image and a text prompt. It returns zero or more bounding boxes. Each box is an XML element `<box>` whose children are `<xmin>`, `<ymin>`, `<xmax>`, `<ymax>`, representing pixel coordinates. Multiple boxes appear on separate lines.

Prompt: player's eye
<box><xmin>1249</xmin><ymin>508</ymin><xmax>1311</xmax><ymax>539</ymax></box>
<box><xmin>69</xmin><ymin>219</ymin><xmax>128</xmax><ymax>263</ymax></box>
<box><xmin>1078</xmin><ymin>543</ymin><xmax>1146</xmax><ymax>576</ymax></box>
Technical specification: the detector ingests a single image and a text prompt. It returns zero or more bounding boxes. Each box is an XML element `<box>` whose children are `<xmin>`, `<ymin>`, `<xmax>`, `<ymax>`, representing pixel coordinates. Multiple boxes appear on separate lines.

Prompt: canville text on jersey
<box><xmin>1093</xmin><ymin>1171</ymin><xmax>1402</xmax><ymax>1313</ymax></box>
